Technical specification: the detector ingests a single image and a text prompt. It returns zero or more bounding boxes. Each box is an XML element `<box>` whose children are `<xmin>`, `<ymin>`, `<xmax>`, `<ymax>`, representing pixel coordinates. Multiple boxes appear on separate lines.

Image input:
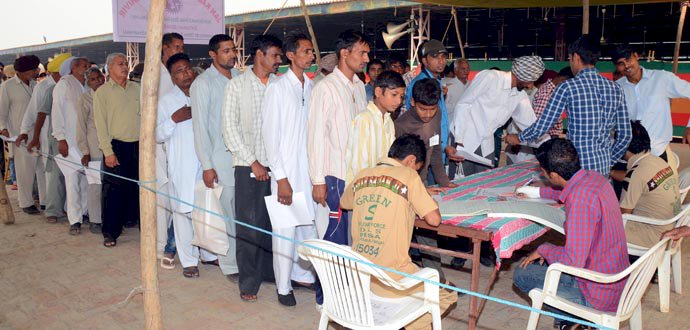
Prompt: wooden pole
<box><xmin>139</xmin><ymin>0</ymin><xmax>165</xmax><ymax>328</ymax></box>
<box><xmin>300</xmin><ymin>0</ymin><xmax>321</xmax><ymax>64</ymax></box>
<box><xmin>582</xmin><ymin>0</ymin><xmax>590</xmax><ymax>34</ymax></box>
<box><xmin>673</xmin><ymin>1</ymin><xmax>689</xmax><ymax>73</ymax></box>
<box><xmin>452</xmin><ymin>7</ymin><xmax>466</xmax><ymax>59</ymax></box>
<box><xmin>0</xmin><ymin>183</ymin><xmax>14</xmax><ymax>225</ymax></box>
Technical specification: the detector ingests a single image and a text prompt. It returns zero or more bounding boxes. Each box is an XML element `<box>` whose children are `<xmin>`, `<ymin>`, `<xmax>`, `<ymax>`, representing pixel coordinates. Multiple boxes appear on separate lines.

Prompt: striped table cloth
<box><xmin>441</xmin><ymin>161</ymin><xmax>554</xmax><ymax>267</ymax></box>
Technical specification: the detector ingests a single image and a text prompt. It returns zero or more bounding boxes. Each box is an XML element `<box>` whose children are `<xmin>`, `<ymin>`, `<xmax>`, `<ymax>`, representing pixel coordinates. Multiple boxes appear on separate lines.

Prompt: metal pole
<box><xmin>673</xmin><ymin>1</ymin><xmax>689</xmax><ymax>73</ymax></box>
<box><xmin>452</xmin><ymin>7</ymin><xmax>466</xmax><ymax>58</ymax></box>
<box><xmin>139</xmin><ymin>0</ymin><xmax>165</xmax><ymax>328</ymax></box>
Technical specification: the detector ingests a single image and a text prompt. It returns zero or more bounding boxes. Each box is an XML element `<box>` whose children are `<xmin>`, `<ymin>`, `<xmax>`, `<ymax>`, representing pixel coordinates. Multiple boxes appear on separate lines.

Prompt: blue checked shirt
<box><xmin>405</xmin><ymin>69</ymin><xmax>449</xmax><ymax>161</ymax></box>
<box><xmin>519</xmin><ymin>68</ymin><xmax>631</xmax><ymax>176</ymax></box>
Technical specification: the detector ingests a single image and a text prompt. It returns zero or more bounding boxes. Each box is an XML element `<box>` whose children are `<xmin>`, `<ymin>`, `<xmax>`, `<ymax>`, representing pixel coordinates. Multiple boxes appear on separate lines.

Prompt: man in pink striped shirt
<box><xmin>513</xmin><ymin>138</ymin><xmax>629</xmax><ymax>328</ymax></box>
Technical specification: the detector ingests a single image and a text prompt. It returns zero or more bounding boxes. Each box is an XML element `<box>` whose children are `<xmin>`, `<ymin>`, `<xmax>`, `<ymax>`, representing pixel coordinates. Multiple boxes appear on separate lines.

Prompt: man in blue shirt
<box><xmin>506</xmin><ymin>35</ymin><xmax>631</xmax><ymax>177</ymax></box>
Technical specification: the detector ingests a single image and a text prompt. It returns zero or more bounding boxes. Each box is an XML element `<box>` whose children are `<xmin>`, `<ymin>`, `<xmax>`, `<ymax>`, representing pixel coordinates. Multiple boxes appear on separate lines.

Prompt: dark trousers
<box><xmin>316</xmin><ymin>175</ymin><xmax>349</xmax><ymax>304</ymax></box>
<box><xmin>234</xmin><ymin>166</ymin><xmax>274</xmax><ymax>295</ymax></box>
<box><xmin>101</xmin><ymin>140</ymin><xmax>139</xmax><ymax>240</ymax></box>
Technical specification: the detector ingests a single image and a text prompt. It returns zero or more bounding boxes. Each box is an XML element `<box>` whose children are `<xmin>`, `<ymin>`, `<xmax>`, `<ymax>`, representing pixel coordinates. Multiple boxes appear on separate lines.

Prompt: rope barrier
<box><xmin>35</xmin><ymin>148</ymin><xmax>614</xmax><ymax>330</ymax></box>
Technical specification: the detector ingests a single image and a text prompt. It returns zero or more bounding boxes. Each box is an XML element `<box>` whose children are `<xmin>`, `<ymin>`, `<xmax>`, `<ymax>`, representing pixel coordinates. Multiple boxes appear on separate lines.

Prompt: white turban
<box><xmin>511</xmin><ymin>56</ymin><xmax>545</xmax><ymax>82</ymax></box>
<box><xmin>59</xmin><ymin>57</ymin><xmax>75</xmax><ymax>76</ymax></box>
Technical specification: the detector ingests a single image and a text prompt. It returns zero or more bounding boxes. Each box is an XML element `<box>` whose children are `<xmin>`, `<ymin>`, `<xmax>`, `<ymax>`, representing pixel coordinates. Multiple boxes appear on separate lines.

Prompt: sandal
<box><xmin>160</xmin><ymin>257</ymin><xmax>175</xmax><ymax>270</ymax></box>
<box><xmin>69</xmin><ymin>223</ymin><xmax>81</xmax><ymax>236</ymax></box>
<box><xmin>240</xmin><ymin>293</ymin><xmax>257</xmax><ymax>302</ymax></box>
<box><xmin>182</xmin><ymin>266</ymin><xmax>199</xmax><ymax>278</ymax></box>
<box><xmin>201</xmin><ymin>259</ymin><xmax>219</xmax><ymax>266</ymax></box>
<box><xmin>103</xmin><ymin>237</ymin><xmax>117</xmax><ymax>248</ymax></box>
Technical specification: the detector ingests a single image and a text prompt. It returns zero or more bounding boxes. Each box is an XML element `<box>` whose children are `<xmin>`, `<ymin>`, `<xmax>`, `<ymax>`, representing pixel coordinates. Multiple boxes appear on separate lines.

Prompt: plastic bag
<box><xmin>191</xmin><ymin>181</ymin><xmax>229</xmax><ymax>255</ymax></box>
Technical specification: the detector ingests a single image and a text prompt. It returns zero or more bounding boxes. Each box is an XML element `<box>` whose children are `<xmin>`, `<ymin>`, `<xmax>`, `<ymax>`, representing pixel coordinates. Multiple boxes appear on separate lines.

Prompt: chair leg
<box><xmin>628</xmin><ymin>303</ymin><xmax>642</xmax><ymax>330</ymax></box>
<box><xmin>659</xmin><ymin>253</ymin><xmax>672</xmax><ymax>313</ymax></box>
<box><xmin>318</xmin><ymin>312</ymin><xmax>330</xmax><ymax>330</ymax></box>
<box><xmin>672</xmin><ymin>250</ymin><xmax>682</xmax><ymax>294</ymax></box>
<box><xmin>430</xmin><ymin>306</ymin><xmax>442</xmax><ymax>330</ymax></box>
<box><xmin>526</xmin><ymin>299</ymin><xmax>543</xmax><ymax>330</ymax></box>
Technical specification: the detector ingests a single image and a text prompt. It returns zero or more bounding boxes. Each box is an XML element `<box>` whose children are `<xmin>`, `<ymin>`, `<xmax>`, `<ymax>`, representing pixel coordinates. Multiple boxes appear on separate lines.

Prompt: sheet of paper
<box><xmin>438</xmin><ymin>200</ymin><xmax>491</xmax><ymax>216</ymax></box>
<box><xmin>54</xmin><ymin>151</ymin><xmax>84</xmax><ymax>174</ymax></box>
<box><xmin>0</xmin><ymin>135</ymin><xmax>17</xmax><ymax>142</ymax></box>
<box><xmin>476</xmin><ymin>186</ymin><xmax>516</xmax><ymax>197</ymax></box>
<box><xmin>86</xmin><ymin>161</ymin><xmax>102</xmax><ymax>185</ymax></box>
<box><xmin>487</xmin><ymin>201</ymin><xmax>565</xmax><ymax>233</ymax></box>
<box><xmin>456</xmin><ymin>146</ymin><xmax>493</xmax><ymax>167</ymax></box>
<box><xmin>264</xmin><ymin>191</ymin><xmax>313</xmax><ymax>229</ymax></box>
<box><xmin>429</xmin><ymin>134</ymin><xmax>439</xmax><ymax>147</ymax></box>
<box><xmin>523</xmin><ymin>134</ymin><xmax>551</xmax><ymax>149</ymax></box>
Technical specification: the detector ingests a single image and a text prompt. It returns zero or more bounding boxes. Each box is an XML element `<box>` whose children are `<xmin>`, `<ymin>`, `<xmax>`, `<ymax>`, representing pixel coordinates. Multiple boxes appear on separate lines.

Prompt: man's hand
<box><xmin>105</xmin><ymin>154</ymin><xmax>120</xmax><ymax>168</ymax></box>
<box><xmin>81</xmin><ymin>154</ymin><xmax>90</xmax><ymax>166</ymax></box>
<box><xmin>26</xmin><ymin>137</ymin><xmax>40</xmax><ymax>152</ymax></box>
<box><xmin>171</xmin><ymin>106</ymin><xmax>192</xmax><ymax>123</ymax></box>
<box><xmin>57</xmin><ymin>140</ymin><xmax>69</xmax><ymax>157</ymax></box>
<box><xmin>515</xmin><ymin>186</ymin><xmax>541</xmax><ymax>199</ymax></box>
<box><xmin>504</xmin><ymin>134</ymin><xmax>521</xmax><ymax>146</ymax></box>
<box><xmin>15</xmin><ymin>134</ymin><xmax>28</xmax><ymax>147</ymax></box>
<box><xmin>0</xmin><ymin>129</ymin><xmax>9</xmax><ymax>138</ymax></box>
<box><xmin>445</xmin><ymin>145</ymin><xmax>463</xmax><ymax>162</ymax></box>
<box><xmin>446</xmin><ymin>182</ymin><xmax>458</xmax><ymax>188</ymax></box>
<box><xmin>519</xmin><ymin>250</ymin><xmax>544</xmax><ymax>268</ymax></box>
<box><xmin>202</xmin><ymin>169</ymin><xmax>218</xmax><ymax>188</ymax></box>
<box><xmin>662</xmin><ymin>226</ymin><xmax>690</xmax><ymax>248</ymax></box>
<box><xmin>250</xmin><ymin>161</ymin><xmax>269</xmax><ymax>181</ymax></box>
<box><xmin>312</xmin><ymin>184</ymin><xmax>327</xmax><ymax>207</ymax></box>
<box><xmin>427</xmin><ymin>187</ymin><xmax>445</xmax><ymax>195</ymax></box>
<box><xmin>277</xmin><ymin>178</ymin><xmax>293</xmax><ymax>205</ymax></box>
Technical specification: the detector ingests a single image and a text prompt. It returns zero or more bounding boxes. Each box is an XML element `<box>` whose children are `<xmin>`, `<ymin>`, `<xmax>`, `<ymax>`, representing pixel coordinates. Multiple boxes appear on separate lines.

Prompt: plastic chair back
<box><xmin>617</xmin><ymin>238</ymin><xmax>670</xmax><ymax>318</ymax></box>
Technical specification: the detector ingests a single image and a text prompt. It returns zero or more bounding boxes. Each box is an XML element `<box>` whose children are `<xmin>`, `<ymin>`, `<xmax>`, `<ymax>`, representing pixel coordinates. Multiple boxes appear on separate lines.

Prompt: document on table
<box><xmin>86</xmin><ymin>161</ymin><xmax>102</xmax><ymax>185</ymax></box>
<box><xmin>438</xmin><ymin>200</ymin><xmax>491</xmax><ymax>216</ymax></box>
<box><xmin>264</xmin><ymin>191</ymin><xmax>313</xmax><ymax>229</ymax></box>
<box><xmin>0</xmin><ymin>135</ymin><xmax>17</xmax><ymax>142</ymax></box>
<box><xmin>456</xmin><ymin>146</ymin><xmax>493</xmax><ymax>167</ymax></box>
<box><xmin>475</xmin><ymin>186</ymin><xmax>516</xmax><ymax>197</ymax></box>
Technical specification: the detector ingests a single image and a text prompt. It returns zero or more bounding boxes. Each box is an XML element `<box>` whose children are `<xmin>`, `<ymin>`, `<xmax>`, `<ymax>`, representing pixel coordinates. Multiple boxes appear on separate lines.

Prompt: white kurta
<box><xmin>442</xmin><ymin>77</ymin><xmax>469</xmax><ymax>119</ymax></box>
<box><xmin>452</xmin><ymin>70</ymin><xmax>537</xmax><ymax>158</ymax></box>
<box><xmin>21</xmin><ymin>75</ymin><xmax>56</xmax><ymax>166</ymax></box>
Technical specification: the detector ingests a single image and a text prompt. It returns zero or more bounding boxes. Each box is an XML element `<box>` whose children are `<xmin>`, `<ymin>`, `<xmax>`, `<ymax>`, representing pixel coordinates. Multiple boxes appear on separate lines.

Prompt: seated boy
<box><xmin>514</xmin><ymin>139</ymin><xmax>630</xmax><ymax>328</ymax></box>
<box><xmin>340</xmin><ymin>134</ymin><xmax>457</xmax><ymax>330</ymax></box>
<box><xmin>345</xmin><ymin>70</ymin><xmax>405</xmax><ymax>183</ymax></box>
<box><xmin>617</xmin><ymin>121</ymin><xmax>681</xmax><ymax>248</ymax></box>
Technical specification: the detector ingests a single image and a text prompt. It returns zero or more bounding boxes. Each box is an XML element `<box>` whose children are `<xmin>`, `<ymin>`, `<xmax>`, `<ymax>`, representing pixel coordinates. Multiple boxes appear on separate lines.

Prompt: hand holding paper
<box><xmin>515</xmin><ymin>186</ymin><xmax>541</xmax><ymax>199</ymax></box>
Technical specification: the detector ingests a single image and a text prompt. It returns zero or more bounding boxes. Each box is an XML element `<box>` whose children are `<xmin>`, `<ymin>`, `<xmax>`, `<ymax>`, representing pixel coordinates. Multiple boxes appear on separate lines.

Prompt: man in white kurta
<box><xmin>262</xmin><ymin>35</ymin><xmax>318</xmax><ymax>305</ymax></box>
<box><xmin>156</xmin><ymin>54</ymin><xmax>216</xmax><ymax>277</ymax></box>
<box><xmin>52</xmin><ymin>58</ymin><xmax>89</xmax><ymax>234</ymax></box>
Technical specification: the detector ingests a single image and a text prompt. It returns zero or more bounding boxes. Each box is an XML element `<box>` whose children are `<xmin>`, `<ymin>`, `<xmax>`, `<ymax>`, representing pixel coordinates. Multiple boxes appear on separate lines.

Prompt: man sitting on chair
<box><xmin>513</xmin><ymin>138</ymin><xmax>629</xmax><ymax>329</ymax></box>
<box><xmin>340</xmin><ymin>134</ymin><xmax>457</xmax><ymax>330</ymax></box>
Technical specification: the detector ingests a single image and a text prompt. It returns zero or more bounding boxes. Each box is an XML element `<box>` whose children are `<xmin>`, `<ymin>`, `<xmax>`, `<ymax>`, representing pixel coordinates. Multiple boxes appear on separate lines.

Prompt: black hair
<box><xmin>209</xmin><ymin>34</ymin><xmax>233</xmax><ymax>53</ymax></box>
<box><xmin>166</xmin><ymin>53</ymin><xmax>190</xmax><ymax>73</ymax></box>
<box><xmin>0</xmin><ymin>62</ymin><xmax>4</xmax><ymax>67</ymax></box>
<box><xmin>284</xmin><ymin>32</ymin><xmax>311</xmax><ymax>54</ymax></box>
<box><xmin>249</xmin><ymin>34</ymin><xmax>283</xmax><ymax>59</ymax></box>
<box><xmin>334</xmin><ymin>30</ymin><xmax>370</xmax><ymax>60</ymax></box>
<box><xmin>535</xmin><ymin>138</ymin><xmax>581</xmax><ymax>180</ymax></box>
<box><xmin>558</xmin><ymin>66</ymin><xmax>574</xmax><ymax>79</ymax></box>
<box><xmin>610</xmin><ymin>44</ymin><xmax>635</xmax><ymax>63</ymax></box>
<box><xmin>388</xmin><ymin>134</ymin><xmax>427</xmax><ymax>164</ymax></box>
<box><xmin>367</xmin><ymin>59</ymin><xmax>384</xmax><ymax>73</ymax></box>
<box><xmin>412</xmin><ymin>78</ymin><xmax>441</xmax><ymax>106</ymax></box>
<box><xmin>387</xmin><ymin>57</ymin><xmax>404</xmax><ymax>69</ymax></box>
<box><xmin>567</xmin><ymin>34</ymin><xmax>600</xmax><ymax>65</ymax></box>
<box><xmin>373</xmin><ymin>70</ymin><xmax>405</xmax><ymax>92</ymax></box>
<box><xmin>489</xmin><ymin>66</ymin><xmax>501</xmax><ymax>70</ymax></box>
<box><xmin>628</xmin><ymin>121</ymin><xmax>651</xmax><ymax>154</ymax></box>
<box><xmin>443</xmin><ymin>64</ymin><xmax>454</xmax><ymax>75</ymax></box>
<box><xmin>162</xmin><ymin>32</ymin><xmax>184</xmax><ymax>46</ymax></box>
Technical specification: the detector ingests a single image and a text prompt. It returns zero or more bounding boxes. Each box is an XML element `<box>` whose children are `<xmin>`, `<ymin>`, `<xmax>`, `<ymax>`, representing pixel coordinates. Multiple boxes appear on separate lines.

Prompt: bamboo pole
<box><xmin>300</xmin><ymin>0</ymin><xmax>321</xmax><ymax>64</ymax></box>
<box><xmin>673</xmin><ymin>1</ymin><xmax>689</xmax><ymax>73</ymax></box>
<box><xmin>582</xmin><ymin>0</ymin><xmax>590</xmax><ymax>34</ymax></box>
<box><xmin>0</xmin><ymin>182</ymin><xmax>14</xmax><ymax>225</ymax></box>
<box><xmin>139</xmin><ymin>0</ymin><xmax>165</xmax><ymax>328</ymax></box>
<box><xmin>452</xmin><ymin>7</ymin><xmax>466</xmax><ymax>59</ymax></box>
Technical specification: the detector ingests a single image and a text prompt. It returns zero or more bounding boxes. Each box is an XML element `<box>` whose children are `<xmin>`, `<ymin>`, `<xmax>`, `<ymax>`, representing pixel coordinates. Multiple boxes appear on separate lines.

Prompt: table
<box><xmin>412</xmin><ymin>161</ymin><xmax>556</xmax><ymax>330</ymax></box>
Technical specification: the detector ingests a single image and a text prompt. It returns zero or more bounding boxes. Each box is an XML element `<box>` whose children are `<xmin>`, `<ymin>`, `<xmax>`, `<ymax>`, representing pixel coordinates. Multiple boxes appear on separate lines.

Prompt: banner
<box><xmin>112</xmin><ymin>0</ymin><xmax>224</xmax><ymax>44</ymax></box>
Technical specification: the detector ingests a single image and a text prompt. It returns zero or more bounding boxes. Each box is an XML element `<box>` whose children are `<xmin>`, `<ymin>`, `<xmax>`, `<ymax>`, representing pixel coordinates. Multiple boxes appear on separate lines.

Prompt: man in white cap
<box><xmin>312</xmin><ymin>53</ymin><xmax>337</xmax><ymax>86</ymax></box>
<box><xmin>451</xmin><ymin>55</ymin><xmax>545</xmax><ymax>175</ymax></box>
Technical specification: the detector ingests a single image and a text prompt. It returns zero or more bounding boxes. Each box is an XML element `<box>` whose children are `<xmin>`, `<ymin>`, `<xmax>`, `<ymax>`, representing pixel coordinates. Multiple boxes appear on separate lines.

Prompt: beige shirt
<box><xmin>76</xmin><ymin>89</ymin><xmax>102</xmax><ymax>159</ymax></box>
<box><xmin>0</xmin><ymin>75</ymin><xmax>35</xmax><ymax>135</ymax></box>
<box><xmin>93</xmin><ymin>79</ymin><xmax>140</xmax><ymax>156</ymax></box>
<box><xmin>307</xmin><ymin>67</ymin><xmax>367</xmax><ymax>184</ymax></box>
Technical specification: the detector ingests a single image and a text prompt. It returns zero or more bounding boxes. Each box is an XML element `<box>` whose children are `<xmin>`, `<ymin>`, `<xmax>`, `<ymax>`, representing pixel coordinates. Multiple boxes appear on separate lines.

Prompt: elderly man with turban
<box><xmin>0</xmin><ymin>55</ymin><xmax>45</xmax><ymax>214</ymax></box>
<box><xmin>450</xmin><ymin>55</ymin><xmax>546</xmax><ymax>176</ymax></box>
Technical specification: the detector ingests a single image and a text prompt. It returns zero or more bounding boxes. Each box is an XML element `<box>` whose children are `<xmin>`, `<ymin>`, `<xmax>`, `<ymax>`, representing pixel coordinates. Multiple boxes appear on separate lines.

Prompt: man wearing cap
<box><xmin>404</xmin><ymin>40</ymin><xmax>455</xmax><ymax>178</ymax></box>
<box><xmin>451</xmin><ymin>56</ymin><xmax>544</xmax><ymax>175</ymax></box>
<box><xmin>312</xmin><ymin>53</ymin><xmax>337</xmax><ymax>86</ymax></box>
<box><xmin>0</xmin><ymin>55</ymin><xmax>45</xmax><ymax>214</ymax></box>
<box><xmin>17</xmin><ymin>54</ymin><xmax>70</xmax><ymax>223</ymax></box>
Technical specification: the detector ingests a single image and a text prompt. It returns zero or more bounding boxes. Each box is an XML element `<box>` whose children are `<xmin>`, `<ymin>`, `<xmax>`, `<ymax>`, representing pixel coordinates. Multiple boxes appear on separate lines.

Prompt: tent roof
<box><xmin>412</xmin><ymin>0</ymin><xmax>673</xmax><ymax>8</ymax></box>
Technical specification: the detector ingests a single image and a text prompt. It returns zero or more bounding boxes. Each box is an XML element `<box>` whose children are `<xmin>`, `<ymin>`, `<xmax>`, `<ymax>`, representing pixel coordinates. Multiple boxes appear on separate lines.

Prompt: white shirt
<box><xmin>156</xmin><ymin>86</ymin><xmax>201</xmax><ymax>213</ymax></box>
<box><xmin>142</xmin><ymin>62</ymin><xmax>175</xmax><ymax>185</ymax></box>
<box><xmin>0</xmin><ymin>76</ymin><xmax>35</xmax><ymax>135</ymax></box>
<box><xmin>452</xmin><ymin>70</ymin><xmax>536</xmax><ymax>157</ymax></box>
<box><xmin>52</xmin><ymin>75</ymin><xmax>86</xmax><ymax>145</ymax></box>
<box><xmin>442</xmin><ymin>76</ymin><xmax>469</xmax><ymax>118</ymax></box>
<box><xmin>262</xmin><ymin>69</ymin><xmax>315</xmax><ymax>221</ymax></box>
<box><xmin>21</xmin><ymin>75</ymin><xmax>56</xmax><ymax>163</ymax></box>
<box><xmin>617</xmin><ymin>67</ymin><xmax>690</xmax><ymax>156</ymax></box>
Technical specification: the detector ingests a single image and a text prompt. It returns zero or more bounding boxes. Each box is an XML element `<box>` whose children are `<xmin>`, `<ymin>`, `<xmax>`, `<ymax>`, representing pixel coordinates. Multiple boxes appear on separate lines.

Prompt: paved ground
<box><xmin>2</xmin><ymin>144</ymin><xmax>690</xmax><ymax>329</ymax></box>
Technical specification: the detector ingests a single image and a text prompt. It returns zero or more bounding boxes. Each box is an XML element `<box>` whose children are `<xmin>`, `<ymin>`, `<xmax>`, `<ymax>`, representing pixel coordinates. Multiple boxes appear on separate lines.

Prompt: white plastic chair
<box><xmin>526</xmin><ymin>238</ymin><xmax>671</xmax><ymax>330</ymax></box>
<box><xmin>624</xmin><ymin>203</ymin><xmax>690</xmax><ymax>312</ymax></box>
<box><xmin>298</xmin><ymin>239</ymin><xmax>443</xmax><ymax>330</ymax></box>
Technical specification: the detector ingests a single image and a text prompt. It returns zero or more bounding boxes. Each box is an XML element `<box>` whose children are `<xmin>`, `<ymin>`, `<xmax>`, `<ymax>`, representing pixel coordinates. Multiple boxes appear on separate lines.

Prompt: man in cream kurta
<box><xmin>52</xmin><ymin>58</ymin><xmax>89</xmax><ymax>233</ymax></box>
<box><xmin>262</xmin><ymin>35</ymin><xmax>318</xmax><ymax>305</ymax></box>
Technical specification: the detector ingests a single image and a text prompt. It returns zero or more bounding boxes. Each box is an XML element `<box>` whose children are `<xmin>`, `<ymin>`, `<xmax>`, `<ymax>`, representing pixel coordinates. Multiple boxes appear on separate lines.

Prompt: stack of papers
<box><xmin>456</xmin><ymin>146</ymin><xmax>493</xmax><ymax>167</ymax></box>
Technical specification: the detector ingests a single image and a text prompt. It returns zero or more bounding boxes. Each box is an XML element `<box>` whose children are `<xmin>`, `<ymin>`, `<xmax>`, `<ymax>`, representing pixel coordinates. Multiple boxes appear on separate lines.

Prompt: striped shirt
<box><xmin>345</xmin><ymin>101</ymin><xmax>395</xmax><ymax>183</ymax></box>
<box><xmin>519</xmin><ymin>68</ymin><xmax>631</xmax><ymax>176</ymax></box>
<box><xmin>531</xmin><ymin>79</ymin><xmax>563</xmax><ymax>136</ymax></box>
<box><xmin>538</xmin><ymin>170</ymin><xmax>630</xmax><ymax>312</ymax></box>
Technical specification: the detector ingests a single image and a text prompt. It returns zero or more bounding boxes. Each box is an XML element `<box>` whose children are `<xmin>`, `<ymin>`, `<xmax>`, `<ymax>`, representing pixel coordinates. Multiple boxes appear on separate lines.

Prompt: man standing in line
<box><xmin>443</xmin><ymin>58</ymin><xmax>470</xmax><ymax>118</ymax></box>
<box><xmin>191</xmin><ymin>34</ymin><xmax>242</xmax><ymax>282</ymax></box>
<box><xmin>76</xmin><ymin>67</ymin><xmax>105</xmax><ymax>234</ymax></box>
<box><xmin>364</xmin><ymin>58</ymin><xmax>384</xmax><ymax>101</ymax></box>
<box><xmin>52</xmin><ymin>57</ymin><xmax>90</xmax><ymax>235</ymax></box>
<box><xmin>222</xmin><ymin>35</ymin><xmax>283</xmax><ymax>302</ymax></box>
<box><xmin>0</xmin><ymin>55</ymin><xmax>45</xmax><ymax>214</ymax></box>
<box><xmin>93</xmin><ymin>53</ymin><xmax>141</xmax><ymax>248</ymax></box>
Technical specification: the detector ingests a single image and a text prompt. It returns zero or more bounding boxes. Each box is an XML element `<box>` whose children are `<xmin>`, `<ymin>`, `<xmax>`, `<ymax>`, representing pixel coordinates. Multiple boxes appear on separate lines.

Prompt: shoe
<box><xmin>82</xmin><ymin>214</ymin><xmax>90</xmax><ymax>224</ymax></box>
<box><xmin>11</xmin><ymin>184</ymin><xmax>17</xmax><ymax>190</ymax></box>
<box><xmin>89</xmin><ymin>223</ymin><xmax>102</xmax><ymax>234</ymax></box>
<box><xmin>46</xmin><ymin>216</ymin><xmax>58</xmax><ymax>224</ymax></box>
<box><xmin>69</xmin><ymin>223</ymin><xmax>82</xmax><ymax>235</ymax></box>
<box><xmin>226</xmin><ymin>273</ymin><xmax>239</xmax><ymax>284</ymax></box>
<box><xmin>451</xmin><ymin>257</ymin><xmax>466</xmax><ymax>269</ymax></box>
<box><xmin>40</xmin><ymin>205</ymin><xmax>46</xmax><ymax>211</ymax></box>
<box><xmin>291</xmin><ymin>280</ymin><xmax>316</xmax><ymax>291</ymax></box>
<box><xmin>480</xmin><ymin>254</ymin><xmax>496</xmax><ymax>267</ymax></box>
<box><xmin>22</xmin><ymin>206</ymin><xmax>40</xmax><ymax>215</ymax></box>
<box><xmin>201</xmin><ymin>259</ymin><xmax>219</xmax><ymax>267</ymax></box>
<box><xmin>277</xmin><ymin>290</ymin><xmax>296</xmax><ymax>307</ymax></box>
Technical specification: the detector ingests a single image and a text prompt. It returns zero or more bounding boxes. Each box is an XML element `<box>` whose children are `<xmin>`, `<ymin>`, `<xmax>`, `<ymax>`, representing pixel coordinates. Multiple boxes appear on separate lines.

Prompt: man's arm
<box><xmin>50</xmin><ymin>84</ymin><xmax>67</xmax><ymax>143</ymax></box>
<box><xmin>429</xmin><ymin>144</ymin><xmax>451</xmax><ymax>187</ymax></box>
<box><xmin>340</xmin><ymin>181</ymin><xmax>355</xmax><ymax>210</ymax></box>
<box><xmin>190</xmin><ymin>79</ymin><xmax>214</xmax><ymax>171</ymax></box>
<box><xmin>539</xmin><ymin>186</ymin><xmax>562</xmax><ymax>201</ymax></box>
<box><xmin>610</xmin><ymin>89</ymin><xmax>632</xmax><ymax>165</ymax></box>
<box><xmin>76</xmin><ymin>94</ymin><xmax>90</xmax><ymax>156</ymax></box>
<box><xmin>261</xmin><ymin>83</ymin><xmax>287</xmax><ymax>181</ymax></box>
<box><xmin>93</xmin><ymin>89</ymin><xmax>114</xmax><ymax>157</ymax></box>
<box><xmin>156</xmin><ymin>99</ymin><xmax>176</xmax><ymax>143</ymax></box>
<box><xmin>619</xmin><ymin>169</ymin><xmax>643</xmax><ymax>214</ymax></box>
<box><xmin>307</xmin><ymin>84</ymin><xmax>330</xmax><ymax>185</ymax></box>
<box><xmin>221</xmin><ymin>78</ymin><xmax>256</xmax><ymax>165</ymax></box>
<box><xmin>409</xmin><ymin>172</ymin><xmax>442</xmax><ymax>226</ymax></box>
<box><xmin>510</xmin><ymin>95</ymin><xmax>537</xmax><ymax>131</ymax></box>
<box><xmin>519</xmin><ymin>83</ymin><xmax>569</xmax><ymax>143</ymax></box>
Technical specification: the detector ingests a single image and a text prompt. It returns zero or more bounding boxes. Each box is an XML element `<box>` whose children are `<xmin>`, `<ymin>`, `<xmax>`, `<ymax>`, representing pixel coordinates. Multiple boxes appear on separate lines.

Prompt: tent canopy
<box><xmin>412</xmin><ymin>0</ymin><xmax>673</xmax><ymax>8</ymax></box>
